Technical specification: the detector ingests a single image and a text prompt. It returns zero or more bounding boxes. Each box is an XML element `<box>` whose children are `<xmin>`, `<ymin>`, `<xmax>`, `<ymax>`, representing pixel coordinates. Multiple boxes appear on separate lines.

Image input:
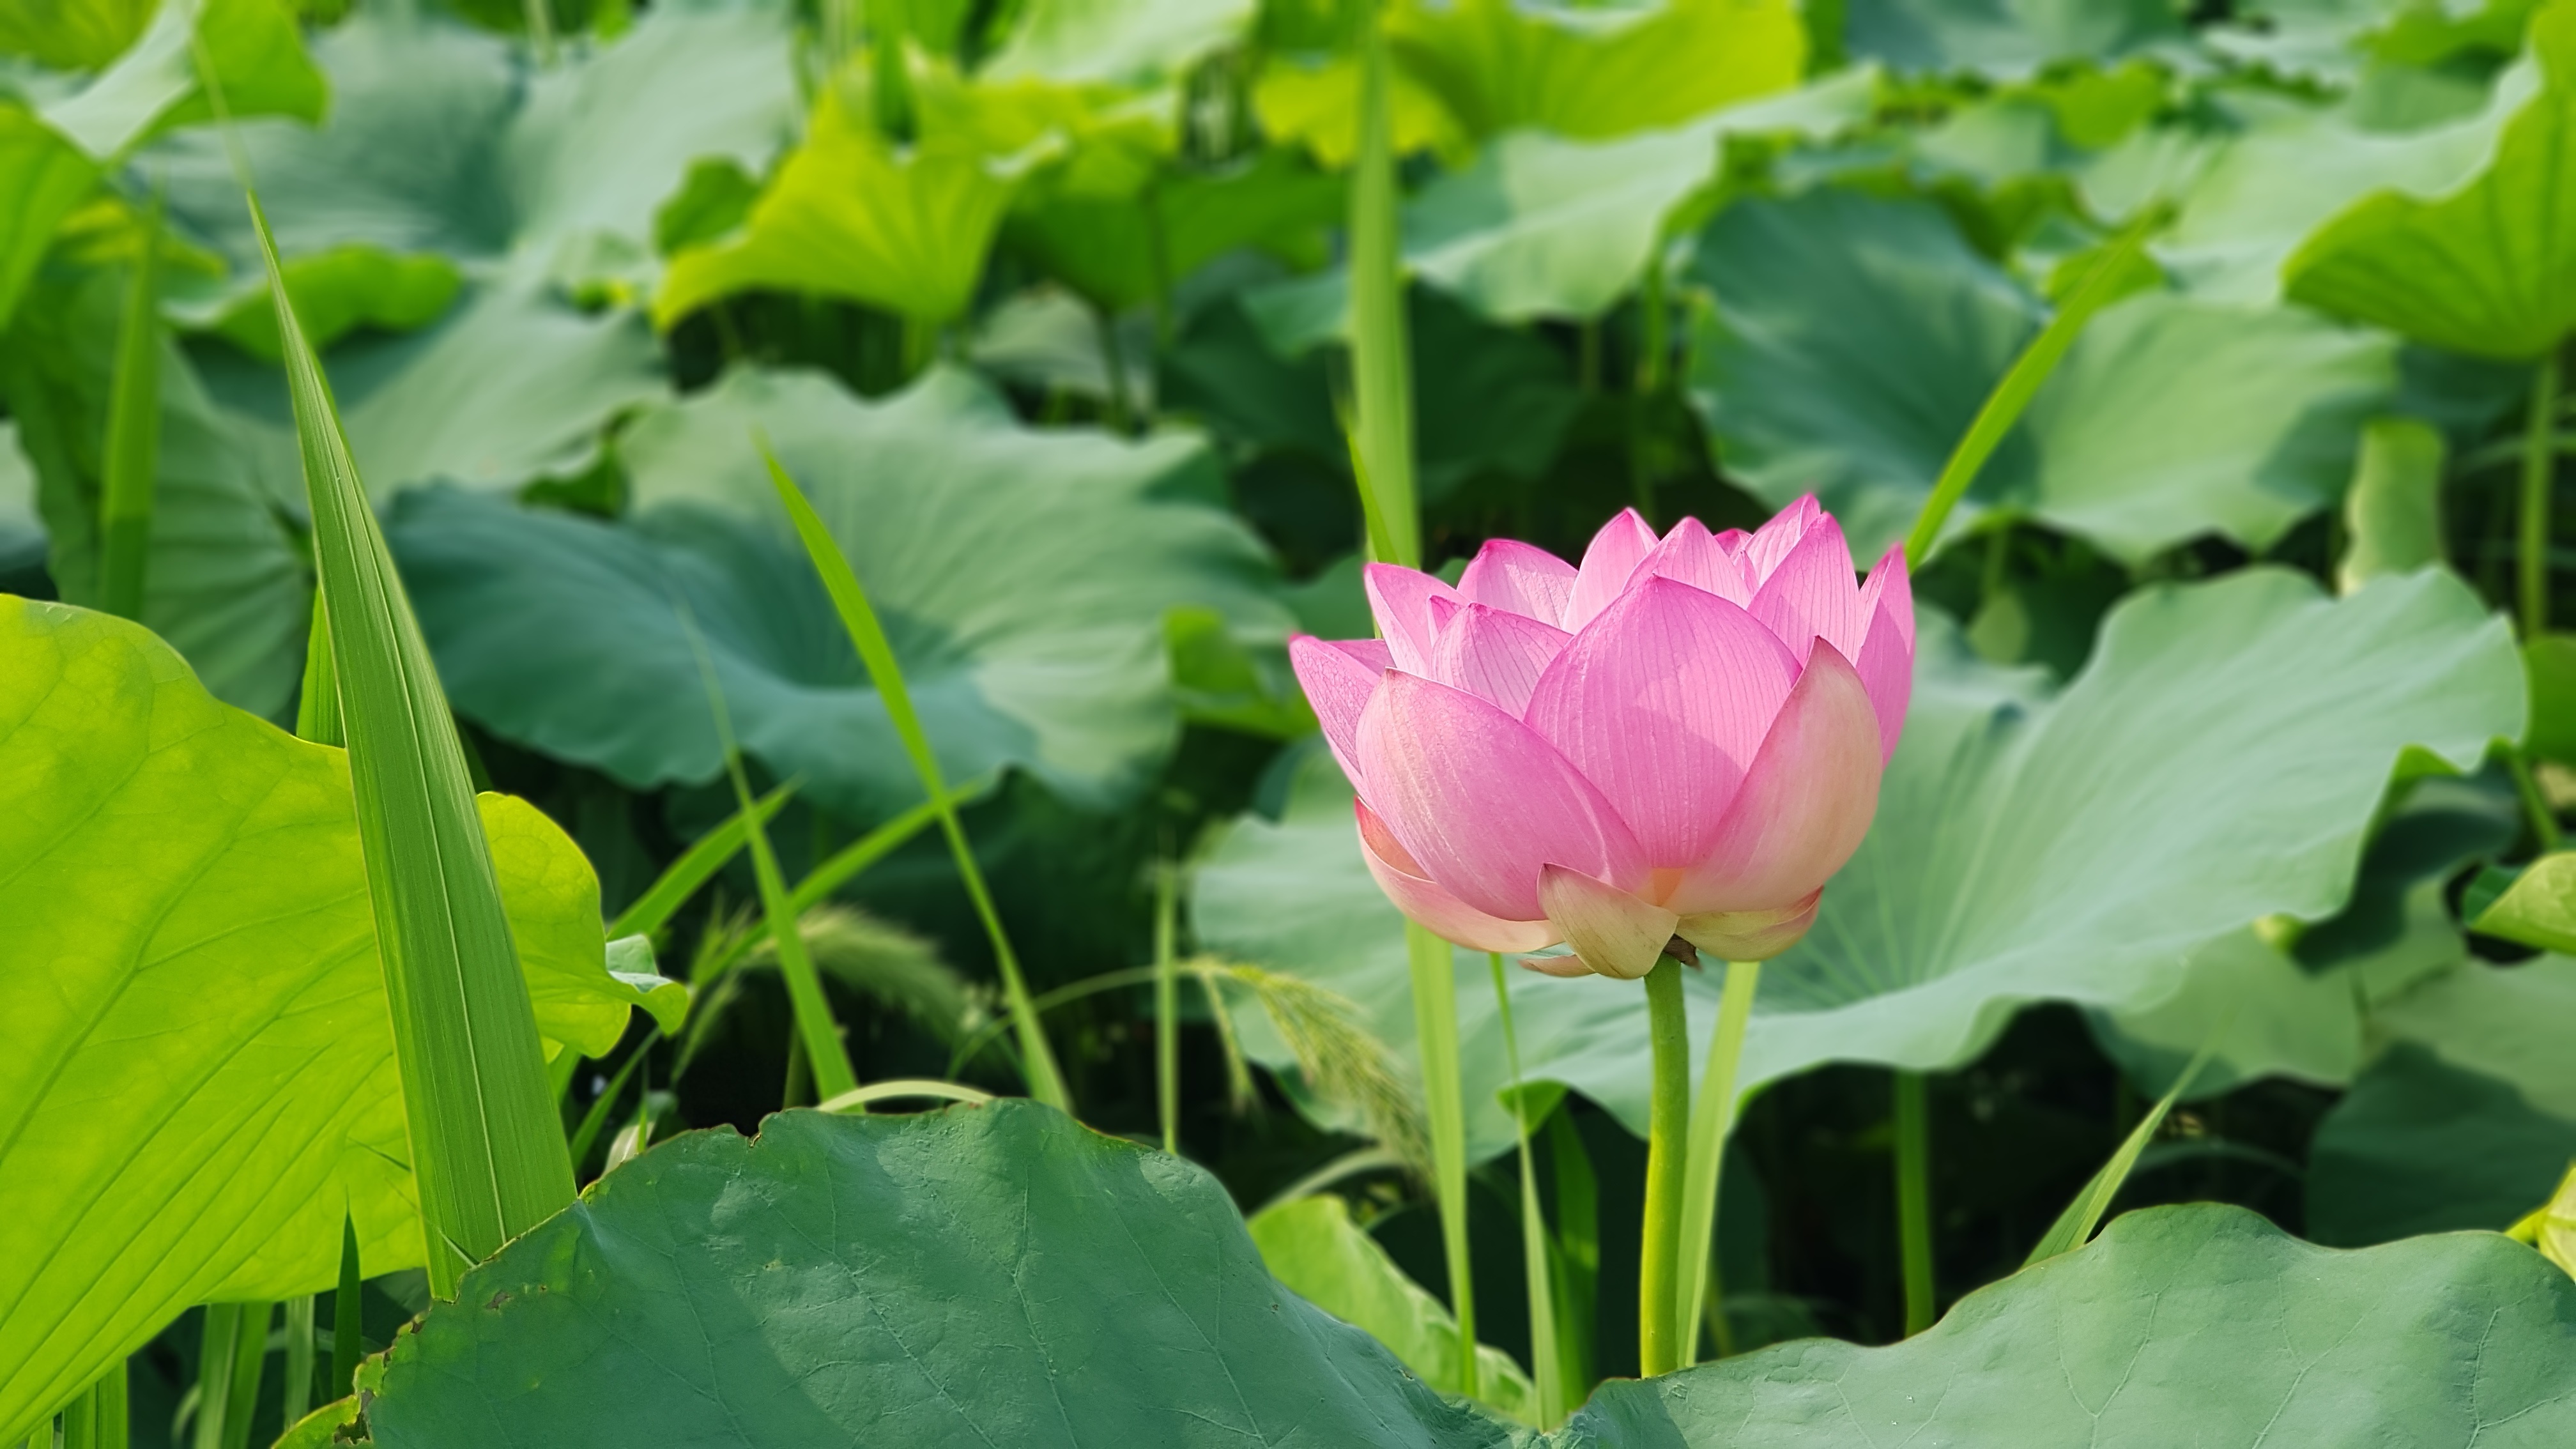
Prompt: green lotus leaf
<box><xmin>3</xmin><ymin>261</ymin><xmax>307</xmax><ymax>720</ymax></box>
<box><xmin>0</xmin><ymin>0</ymin><xmax>154</xmax><ymax>71</ymax></box>
<box><xmin>1196</xmin><ymin>570</ymin><xmax>2518</xmax><ymax>1162</ymax></box>
<box><xmin>385</xmin><ymin>365</ymin><xmax>1292</xmax><ymax>820</ymax></box>
<box><xmin>2285</xmin><ymin>5</ymin><xmax>2576</xmax><ymax>358</ymax></box>
<box><xmin>1386</xmin><ymin>0</ymin><xmax>1807</xmax><ymax>142</ymax></box>
<box><xmin>0</xmin><ymin>103</ymin><xmax>98</xmax><ymax>330</ymax></box>
<box><xmin>657</xmin><ymin>80</ymin><xmax>1033</xmax><ymax>327</ymax></box>
<box><xmin>1009</xmin><ymin>148</ymin><xmax>1342</xmax><ymax>314</ymax></box>
<box><xmin>1839</xmin><ymin>0</ymin><xmax>2189</xmax><ymax>79</ymax></box>
<box><xmin>360</xmin><ymin>1103</ymin><xmax>1517</xmax><ymax>1448</ymax></box>
<box><xmin>983</xmin><ymin>0</ymin><xmax>1257</xmax><ymax>84</ymax></box>
<box><xmin>1572</xmin><ymin>1203</ymin><xmax>2576</xmax><ymax>1445</ymax></box>
<box><xmin>39</xmin><ymin>0</ymin><xmax>323</xmax><ymax>162</ymax></box>
<box><xmin>0</xmin><ymin>597</ymin><xmax>661</xmax><ymax>1443</ymax></box>
<box><xmin>1683</xmin><ymin>187</ymin><xmax>2397</xmax><ymax>562</ymax></box>
<box><xmin>339</xmin><ymin>1107</ymin><xmax>2576</xmax><ymax>1446</ymax></box>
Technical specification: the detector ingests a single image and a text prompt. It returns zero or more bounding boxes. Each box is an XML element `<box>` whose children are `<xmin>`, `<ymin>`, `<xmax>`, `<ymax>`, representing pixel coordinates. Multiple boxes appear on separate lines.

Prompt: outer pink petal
<box><xmin>1676</xmin><ymin>891</ymin><xmax>1821</xmax><ymax>963</ymax></box>
<box><xmin>1289</xmin><ymin>635</ymin><xmax>1384</xmax><ymax>792</ymax></box>
<box><xmin>1567</xmin><ymin>508</ymin><xmax>1660</xmax><ymax>631</ymax></box>
<box><xmin>1853</xmin><ymin>602</ymin><xmax>1912</xmax><ymax>763</ymax></box>
<box><xmin>1358</xmin><ymin>671</ymin><xmax>1648</xmax><ymax>921</ymax></box>
<box><xmin>1363</xmin><ymin>563</ymin><xmax>1460</xmax><ymax>675</ymax></box>
<box><xmin>1539</xmin><ymin>864</ymin><xmax>1679</xmax><ymax>981</ymax></box>
<box><xmin>1520</xmin><ymin>952</ymin><xmax>1597</xmax><ymax>977</ymax></box>
<box><xmin>1522</xmin><ymin>576</ymin><xmax>1800</xmax><ymax>868</ymax></box>
<box><xmin>1457</xmin><ymin>539</ymin><xmax>1578</xmax><ymax>627</ymax></box>
<box><xmin>1643</xmin><ymin>518</ymin><xmax>1755</xmax><ymax>606</ymax></box>
<box><xmin>1666</xmin><ymin>645</ymin><xmax>1883</xmax><ymax>914</ymax></box>
<box><xmin>1742</xmin><ymin>494</ymin><xmax>1823</xmax><ymax>584</ymax></box>
<box><xmin>1429</xmin><ymin>602</ymin><xmax>1572</xmax><ymax>717</ymax></box>
<box><xmin>1747</xmin><ymin>514</ymin><xmax>1864</xmax><ymax>663</ymax></box>
<box><xmin>1356</xmin><ymin>801</ymin><xmax>1558</xmax><ymax>953</ymax></box>
<box><xmin>1857</xmin><ymin>543</ymin><xmax>1915</xmax><ymax>650</ymax></box>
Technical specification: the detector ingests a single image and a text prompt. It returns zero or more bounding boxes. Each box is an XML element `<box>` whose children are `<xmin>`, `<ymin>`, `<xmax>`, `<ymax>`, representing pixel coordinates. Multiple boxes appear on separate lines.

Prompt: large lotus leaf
<box><xmin>656</xmin><ymin>83</ymin><xmax>1028</xmax><ymax>326</ymax></box>
<box><xmin>387</xmin><ymin>365</ymin><xmax>1291</xmax><ymax>820</ymax></box>
<box><xmin>1683</xmin><ymin>187</ymin><xmax>2397</xmax><ymax>563</ymax></box>
<box><xmin>0</xmin><ymin>0</ymin><xmax>151</xmax><ymax>70</ymax></box>
<box><xmin>1386</xmin><ymin>0</ymin><xmax>1805</xmax><ymax>142</ymax></box>
<box><xmin>1247</xmin><ymin>1194</ymin><xmax>1538</xmax><ymax>1425</ymax></box>
<box><xmin>1363</xmin><ymin>74</ymin><xmax>1877</xmax><ymax>328</ymax></box>
<box><xmin>1565</xmin><ymin>1204</ymin><xmax>2576</xmax><ymax>1445</ymax></box>
<box><xmin>983</xmin><ymin>0</ymin><xmax>1257</xmax><ymax>83</ymax></box>
<box><xmin>1839</xmin><ymin>0</ymin><xmax>2190</xmax><ymax>79</ymax></box>
<box><xmin>2285</xmin><ymin>4</ymin><xmax>2576</xmax><ymax>358</ymax></box>
<box><xmin>201</xmin><ymin>277</ymin><xmax>665</xmax><ymax>498</ymax></box>
<box><xmin>2308</xmin><ymin>956</ymin><xmax>2576</xmax><ymax>1244</ymax></box>
<box><xmin>357</xmin><ymin>1103</ymin><xmax>1518</xmax><ymax>1448</ymax></box>
<box><xmin>1008</xmin><ymin>148</ymin><xmax>1342</xmax><ymax>314</ymax></box>
<box><xmin>2161</xmin><ymin>63</ymin><xmax>2532</xmax><ymax>303</ymax></box>
<box><xmin>39</xmin><ymin>0</ymin><xmax>323</xmax><ymax>163</ymax></box>
<box><xmin>0</xmin><ymin>104</ymin><xmax>97</xmax><ymax>330</ymax></box>
<box><xmin>0</xmin><ymin>598</ymin><xmax>665</xmax><ymax>1444</ymax></box>
<box><xmin>151</xmin><ymin>2</ymin><xmax>797</xmax><ymax>280</ymax></box>
<box><xmin>2</xmin><ymin>263</ymin><xmax>306</xmax><ymax>719</ymax></box>
<box><xmin>1197</xmin><ymin>571</ymin><xmax>2518</xmax><ymax>1162</ymax></box>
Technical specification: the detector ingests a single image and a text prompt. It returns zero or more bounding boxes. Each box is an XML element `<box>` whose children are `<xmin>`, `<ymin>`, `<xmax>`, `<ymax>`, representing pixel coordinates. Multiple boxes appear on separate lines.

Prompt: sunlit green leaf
<box><xmin>39</xmin><ymin>0</ymin><xmax>323</xmax><ymax>162</ymax></box>
<box><xmin>1387</xmin><ymin>0</ymin><xmax>1806</xmax><ymax>141</ymax></box>
<box><xmin>0</xmin><ymin>103</ymin><xmax>97</xmax><ymax>330</ymax></box>
<box><xmin>1199</xmin><ymin>571</ymin><xmax>2518</xmax><ymax>1160</ymax></box>
<box><xmin>0</xmin><ymin>599</ymin><xmax>654</xmax><ymax>1444</ymax></box>
<box><xmin>2286</xmin><ymin>6</ymin><xmax>2576</xmax><ymax>358</ymax></box>
<box><xmin>387</xmin><ymin>365</ymin><xmax>1292</xmax><ymax>819</ymax></box>
<box><xmin>983</xmin><ymin>0</ymin><xmax>1256</xmax><ymax>84</ymax></box>
<box><xmin>1247</xmin><ymin>1193</ymin><xmax>1538</xmax><ymax>1424</ymax></box>
<box><xmin>1839</xmin><ymin>0</ymin><xmax>2189</xmax><ymax>79</ymax></box>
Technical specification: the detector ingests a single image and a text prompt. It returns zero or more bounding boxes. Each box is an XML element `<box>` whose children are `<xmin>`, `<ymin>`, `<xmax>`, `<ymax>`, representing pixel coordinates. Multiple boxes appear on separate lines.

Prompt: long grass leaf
<box><xmin>250</xmin><ymin>197</ymin><xmax>573</xmax><ymax>1295</ymax></box>
<box><xmin>566</xmin><ymin>1032</ymin><xmax>657</xmax><ymax>1170</ymax></box>
<box><xmin>676</xmin><ymin>611</ymin><xmax>860</xmax><ymax>1104</ymax></box>
<box><xmin>604</xmin><ymin>783</ymin><xmax>797</xmax><ymax>940</ymax></box>
<box><xmin>1489</xmin><ymin>955</ymin><xmax>1563</xmax><ymax>1427</ymax></box>
<box><xmin>96</xmin><ymin>195</ymin><xmax>162</xmax><ymax>623</ymax></box>
<box><xmin>756</xmin><ymin>443</ymin><xmax>1072</xmax><ymax>1112</ymax></box>
<box><xmin>2024</xmin><ymin>1043</ymin><xmax>2215</xmax><ymax>1267</ymax></box>
<box><xmin>1900</xmin><ymin>218</ymin><xmax>2156</xmax><ymax>568</ymax></box>
<box><xmin>1347</xmin><ymin>14</ymin><xmax>1418</xmax><ymax>570</ymax></box>
<box><xmin>1677</xmin><ymin>958</ymin><xmax>1762</xmax><ymax>1364</ymax></box>
<box><xmin>330</xmin><ymin>1216</ymin><xmax>361</xmax><ymax>1401</ymax></box>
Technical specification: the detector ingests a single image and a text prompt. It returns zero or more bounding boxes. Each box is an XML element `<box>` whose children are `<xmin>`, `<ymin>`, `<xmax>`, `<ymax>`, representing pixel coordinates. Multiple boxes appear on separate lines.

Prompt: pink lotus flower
<box><xmin>1291</xmin><ymin>498</ymin><xmax>1913</xmax><ymax>980</ymax></box>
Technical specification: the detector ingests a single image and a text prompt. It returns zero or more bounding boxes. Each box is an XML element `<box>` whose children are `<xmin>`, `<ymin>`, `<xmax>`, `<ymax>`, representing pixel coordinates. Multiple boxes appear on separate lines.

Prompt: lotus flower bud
<box><xmin>1290</xmin><ymin>498</ymin><xmax>1913</xmax><ymax>980</ymax></box>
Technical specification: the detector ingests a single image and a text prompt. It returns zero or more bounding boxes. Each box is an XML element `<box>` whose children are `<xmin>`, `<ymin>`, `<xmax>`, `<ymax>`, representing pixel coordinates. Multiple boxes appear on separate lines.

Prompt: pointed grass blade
<box><xmin>757</xmin><ymin>443</ymin><xmax>1072</xmax><ymax>1114</ymax></box>
<box><xmin>604</xmin><ymin>782</ymin><xmax>797</xmax><ymax>941</ymax></box>
<box><xmin>96</xmin><ymin>195</ymin><xmax>163</xmax><ymax>623</ymax></box>
<box><xmin>250</xmin><ymin>197</ymin><xmax>573</xmax><ymax>1296</ymax></box>
<box><xmin>2025</xmin><ymin>1043</ymin><xmax>2214</xmax><ymax>1267</ymax></box>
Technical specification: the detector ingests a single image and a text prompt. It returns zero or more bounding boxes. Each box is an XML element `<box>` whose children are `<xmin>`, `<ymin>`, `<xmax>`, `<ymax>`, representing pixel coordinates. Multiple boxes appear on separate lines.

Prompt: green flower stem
<box><xmin>1407</xmin><ymin>923</ymin><xmax>1477</xmax><ymax>1398</ymax></box>
<box><xmin>1155</xmin><ymin>863</ymin><xmax>1181</xmax><ymax>1155</ymax></box>
<box><xmin>2522</xmin><ymin>348</ymin><xmax>2563</xmax><ymax>639</ymax></box>
<box><xmin>1895</xmin><ymin>1071</ymin><xmax>1936</xmax><ymax>1336</ymax></box>
<box><xmin>1638</xmin><ymin>954</ymin><xmax>1691</xmax><ymax>1376</ymax></box>
<box><xmin>1678</xmin><ymin>958</ymin><xmax>1763</xmax><ymax>1365</ymax></box>
<box><xmin>1489</xmin><ymin>954</ymin><xmax>1564</xmax><ymax>1427</ymax></box>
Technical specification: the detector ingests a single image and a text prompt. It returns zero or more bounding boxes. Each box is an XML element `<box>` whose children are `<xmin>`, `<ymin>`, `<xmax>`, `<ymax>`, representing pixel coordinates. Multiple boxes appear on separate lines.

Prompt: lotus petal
<box><xmin>1539</xmin><ymin>864</ymin><xmax>1680</xmax><ymax>980</ymax></box>
<box><xmin>1455</xmin><ymin>538</ymin><xmax>1578</xmax><ymax>626</ymax></box>
<box><xmin>1667</xmin><ymin>644</ymin><xmax>1883</xmax><ymax>914</ymax></box>
<box><xmin>1565</xmin><ymin>507</ymin><xmax>1660</xmax><ymax>631</ymax></box>
<box><xmin>1356</xmin><ymin>802</ymin><xmax>1557</xmax><ymax>953</ymax></box>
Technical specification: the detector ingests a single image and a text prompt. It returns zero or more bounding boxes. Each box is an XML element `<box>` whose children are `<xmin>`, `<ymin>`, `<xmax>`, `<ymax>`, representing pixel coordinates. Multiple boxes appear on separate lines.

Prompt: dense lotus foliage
<box><xmin>12</xmin><ymin>0</ymin><xmax>2576</xmax><ymax>1444</ymax></box>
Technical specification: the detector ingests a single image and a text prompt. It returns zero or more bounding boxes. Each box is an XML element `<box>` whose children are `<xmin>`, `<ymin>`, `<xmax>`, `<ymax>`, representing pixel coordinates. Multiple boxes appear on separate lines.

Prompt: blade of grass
<box><xmin>816</xmin><ymin>1078</ymin><xmax>997</xmax><ymax>1112</ymax></box>
<box><xmin>1489</xmin><ymin>954</ymin><xmax>1563</xmax><ymax>1427</ymax></box>
<box><xmin>1409</xmin><ymin>924</ymin><xmax>1476</xmax><ymax>1397</ymax></box>
<box><xmin>96</xmin><ymin>192</ymin><xmax>164</xmax><ymax>624</ymax></box>
<box><xmin>787</xmin><ymin>787</ymin><xmax>964</xmax><ymax>914</ymax></box>
<box><xmin>250</xmin><ymin>192</ymin><xmax>575</xmax><ymax>1294</ymax></box>
<box><xmin>1546</xmin><ymin>1107</ymin><xmax>1597</xmax><ymax>1407</ymax></box>
<box><xmin>295</xmin><ymin>593</ymin><xmax>342</xmax><ymax>747</ymax></box>
<box><xmin>2025</xmin><ymin>1041</ymin><xmax>2217</xmax><ymax>1266</ymax></box>
<box><xmin>604</xmin><ymin>783</ymin><xmax>797</xmax><ymax>940</ymax></box>
<box><xmin>567</xmin><ymin>1032</ymin><xmax>659</xmax><ymax>1170</ymax></box>
<box><xmin>1900</xmin><ymin>217</ymin><xmax>2156</xmax><ymax>568</ymax></box>
<box><xmin>675</xmin><ymin>608</ymin><xmax>859</xmax><ymax>1105</ymax></box>
<box><xmin>756</xmin><ymin>443</ymin><xmax>1071</xmax><ymax>1113</ymax></box>
<box><xmin>330</xmin><ymin>1217</ymin><xmax>361</xmax><ymax>1400</ymax></box>
<box><xmin>1346</xmin><ymin>9</ymin><xmax>1418</xmax><ymax>570</ymax></box>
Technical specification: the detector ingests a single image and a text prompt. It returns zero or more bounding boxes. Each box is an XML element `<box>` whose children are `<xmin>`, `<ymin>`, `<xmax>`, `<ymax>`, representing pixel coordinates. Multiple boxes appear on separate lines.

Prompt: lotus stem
<box><xmin>1155</xmin><ymin>862</ymin><xmax>1181</xmax><ymax>1155</ymax></box>
<box><xmin>1895</xmin><ymin>1071</ymin><xmax>1935</xmax><ymax>1336</ymax></box>
<box><xmin>1638</xmin><ymin>953</ymin><xmax>1691</xmax><ymax>1376</ymax></box>
<box><xmin>1490</xmin><ymin>953</ymin><xmax>1564</xmax><ymax>1426</ymax></box>
<box><xmin>2522</xmin><ymin>347</ymin><xmax>2562</xmax><ymax>638</ymax></box>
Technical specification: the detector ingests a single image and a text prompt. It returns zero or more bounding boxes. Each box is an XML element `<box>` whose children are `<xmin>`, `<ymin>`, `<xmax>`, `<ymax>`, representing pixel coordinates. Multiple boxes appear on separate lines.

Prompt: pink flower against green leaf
<box><xmin>1291</xmin><ymin>498</ymin><xmax>1913</xmax><ymax>980</ymax></box>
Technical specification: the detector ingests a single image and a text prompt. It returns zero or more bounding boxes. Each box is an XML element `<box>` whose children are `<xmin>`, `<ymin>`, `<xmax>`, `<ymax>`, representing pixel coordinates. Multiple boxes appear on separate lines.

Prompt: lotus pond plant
<box><xmin>17</xmin><ymin>0</ymin><xmax>2576</xmax><ymax>1444</ymax></box>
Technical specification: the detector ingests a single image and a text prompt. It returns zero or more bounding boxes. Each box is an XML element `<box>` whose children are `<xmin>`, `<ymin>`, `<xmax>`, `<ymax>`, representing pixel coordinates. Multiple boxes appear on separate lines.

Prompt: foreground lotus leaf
<box><xmin>0</xmin><ymin>598</ymin><xmax>663</xmax><ymax>1441</ymax></box>
<box><xmin>350</xmin><ymin>1102</ymin><xmax>2576</xmax><ymax>1446</ymax></box>
<box><xmin>1203</xmin><ymin>567</ymin><xmax>2519</xmax><ymax>1159</ymax></box>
